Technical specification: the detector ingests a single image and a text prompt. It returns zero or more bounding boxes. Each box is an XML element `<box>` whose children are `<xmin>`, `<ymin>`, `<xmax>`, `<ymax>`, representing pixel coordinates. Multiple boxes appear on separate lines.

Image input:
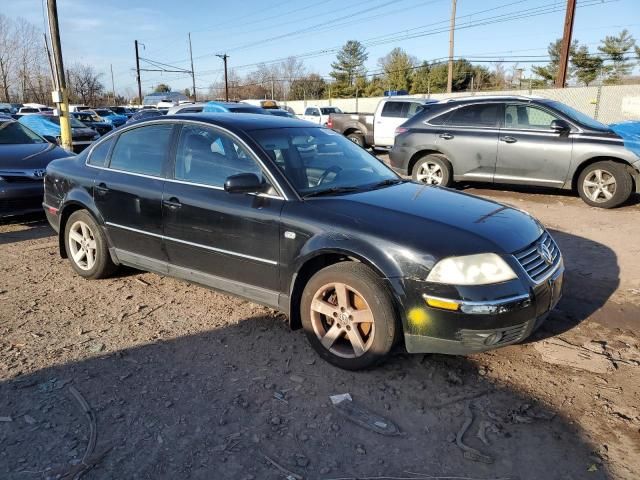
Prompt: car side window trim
<box><xmin>85</xmin><ymin>119</ymin><xmax>292</xmax><ymax>200</ymax></box>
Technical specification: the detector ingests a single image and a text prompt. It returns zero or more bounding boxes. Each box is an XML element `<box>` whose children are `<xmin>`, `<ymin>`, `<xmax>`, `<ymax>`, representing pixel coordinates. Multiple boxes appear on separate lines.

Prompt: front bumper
<box><xmin>397</xmin><ymin>260</ymin><xmax>564</xmax><ymax>355</ymax></box>
<box><xmin>0</xmin><ymin>181</ymin><xmax>45</xmax><ymax>217</ymax></box>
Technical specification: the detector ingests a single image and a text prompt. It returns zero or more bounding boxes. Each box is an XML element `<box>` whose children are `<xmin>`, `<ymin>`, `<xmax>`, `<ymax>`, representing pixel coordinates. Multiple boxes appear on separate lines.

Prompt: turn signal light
<box><xmin>423</xmin><ymin>296</ymin><xmax>460</xmax><ymax>311</ymax></box>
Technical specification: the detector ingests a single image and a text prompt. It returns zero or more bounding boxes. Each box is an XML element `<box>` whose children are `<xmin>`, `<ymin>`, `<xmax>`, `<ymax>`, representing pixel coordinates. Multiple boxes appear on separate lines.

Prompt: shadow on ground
<box><xmin>0</xmin><ymin>215</ymin><xmax>52</xmax><ymax>246</ymax></box>
<box><xmin>1</xmin><ymin>315</ymin><xmax>610</xmax><ymax>480</ymax></box>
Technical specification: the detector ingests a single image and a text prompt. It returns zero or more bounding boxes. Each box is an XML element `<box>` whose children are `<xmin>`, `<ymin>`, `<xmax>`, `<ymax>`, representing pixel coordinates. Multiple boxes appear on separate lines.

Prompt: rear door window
<box><xmin>505</xmin><ymin>104</ymin><xmax>559</xmax><ymax>130</ymax></box>
<box><xmin>381</xmin><ymin>101</ymin><xmax>404</xmax><ymax>118</ymax></box>
<box><xmin>109</xmin><ymin>124</ymin><xmax>173</xmax><ymax>176</ymax></box>
<box><xmin>446</xmin><ymin>104</ymin><xmax>499</xmax><ymax>127</ymax></box>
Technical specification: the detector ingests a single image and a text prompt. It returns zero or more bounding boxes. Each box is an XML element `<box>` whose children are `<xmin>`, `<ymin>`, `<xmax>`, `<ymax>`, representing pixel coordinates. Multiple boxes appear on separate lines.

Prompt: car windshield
<box><xmin>109</xmin><ymin>107</ymin><xmax>125</xmax><ymax>114</ymax></box>
<box><xmin>0</xmin><ymin>121</ymin><xmax>46</xmax><ymax>144</ymax></box>
<box><xmin>251</xmin><ymin>127</ymin><xmax>399</xmax><ymax>196</ymax></box>
<box><xmin>545</xmin><ymin>100</ymin><xmax>609</xmax><ymax>130</ymax></box>
<box><xmin>47</xmin><ymin>116</ymin><xmax>87</xmax><ymax>128</ymax></box>
<box><xmin>95</xmin><ymin>109</ymin><xmax>112</xmax><ymax>116</ymax></box>
<box><xmin>320</xmin><ymin>107</ymin><xmax>342</xmax><ymax>115</ymax></box>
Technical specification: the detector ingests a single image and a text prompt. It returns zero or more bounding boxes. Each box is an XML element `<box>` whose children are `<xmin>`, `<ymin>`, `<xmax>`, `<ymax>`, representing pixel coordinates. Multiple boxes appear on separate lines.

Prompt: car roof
<box><xmin>440</xmin><ymin>95</ymin><xmax>539</xmax><ymax>104</ymax></box>
<box><xmin>162</xmin><ymin>112</ymin><xmax>312</xmax><ymax>130</ymax></box>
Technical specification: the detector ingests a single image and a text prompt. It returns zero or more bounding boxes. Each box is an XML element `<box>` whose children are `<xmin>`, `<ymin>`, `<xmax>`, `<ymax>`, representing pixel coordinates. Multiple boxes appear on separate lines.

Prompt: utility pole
<box><xmin>271</xmin><ymin>76</ymin><xmax>275</xmax><ymax>100</ymax></box>
<box><xmin>216</xmin><ymin>54</ymin><xmax>229</xmax><ymax>101</ymax></box>
<box><xmin>447</xmin><ymin>0</ymin><xmax>457</xmax><ymax>94</ymax></box>
<box><xmin>188</xmin><ymin>33</ymin><xmax>196</xmax><ymax>101</ymax></box>
<box><xmin>110</xmin><ymin>64</ymin><xmax>116</xmax><ymax>104</ymax></box>
<box><xmin>556</xmin><ymin>0</ymin><xmax>576</xmax><ymax>88</ymax></box>
<box><xmin>134</xmin><ymin>40</ymin><xmax>142</xmax><ymax>104</ymax></box>
<box><xmin>46</xmin><ymin>0</ymin><xmax>72</xmax><ymax>152</ymax></box>
<box><xmin>43</xmin><ymin>33</ymin><xmax>56</xmax><ymax>90</ymax></box>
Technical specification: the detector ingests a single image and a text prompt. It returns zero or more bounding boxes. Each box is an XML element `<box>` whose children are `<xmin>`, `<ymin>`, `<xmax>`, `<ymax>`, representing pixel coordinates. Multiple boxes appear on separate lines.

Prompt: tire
<box><xmin>412</xmin><ymin>154</ymin><xmax>452</xmax><ymax>187</ymax></box>
<box><xmin>346</xmin><ymin>132</ymin><xmax>365</xmax><ymax>148</ymax></box>
<box><xmin>64</xmin><ymin>210</ymin><xmax>117</xmax><ymax>279</ymax></box>
<box><xmin>577</xmin><ymin>161</ymin><xmax>633</xmax><ymax>208</ymax></box>
<box><xmin>300</xmin><ymin>262</ymin><xmax>397</xmax><ymax>370</ymax></box>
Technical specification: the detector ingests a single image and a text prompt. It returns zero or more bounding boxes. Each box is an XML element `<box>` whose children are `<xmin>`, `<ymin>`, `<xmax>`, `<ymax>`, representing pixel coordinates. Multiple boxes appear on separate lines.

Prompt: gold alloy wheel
<box><xmin>310</xmin><ymin>282</ymin><xmax>375</xmax><ymax>358</ymax></box>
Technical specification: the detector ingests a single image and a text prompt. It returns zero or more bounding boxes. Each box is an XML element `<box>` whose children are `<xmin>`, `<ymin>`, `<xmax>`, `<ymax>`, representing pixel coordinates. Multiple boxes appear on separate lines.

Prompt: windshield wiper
<box><xmin>303</xmin><ymin>186</ymin><xmax>362</xmax><ymax>198</ymax></box>
<box><xmin>367</xmin><ymin>178</ymin><xmax>407</xmax><ymax>190</ymax></box>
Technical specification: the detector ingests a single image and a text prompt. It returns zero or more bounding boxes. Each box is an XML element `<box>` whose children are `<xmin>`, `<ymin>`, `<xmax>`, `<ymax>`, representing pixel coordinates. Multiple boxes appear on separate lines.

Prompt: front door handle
<box><xmin>95</xmin><ymin>183</ymin><xmax>109</xmax><ymax>195</ymax></box>
<box><xmin>501</xmin><ymin>136</ymin><xmax>517</xmax><ymax>143</ymax></box>
<box><xmin>439</xmin><ymin>133</ymin><xmax>454</xmax><ymax>140</ymax></box>
<box><xmin>163</xmin><ymin>197</ymin><xmax>182</xmax><ymax>210</ymax></box>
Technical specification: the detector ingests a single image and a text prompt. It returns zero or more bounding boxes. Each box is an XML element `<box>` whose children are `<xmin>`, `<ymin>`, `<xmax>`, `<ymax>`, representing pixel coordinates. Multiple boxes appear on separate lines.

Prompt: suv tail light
<box><xmin>326</xmin><ymin>117</ymin><xmax>333</xmax><ymax>129</ymax></box>
<box><xmin>395</xmin><ymin>127</ymin><xmax>409</xmax><ymax>136</ymax></box>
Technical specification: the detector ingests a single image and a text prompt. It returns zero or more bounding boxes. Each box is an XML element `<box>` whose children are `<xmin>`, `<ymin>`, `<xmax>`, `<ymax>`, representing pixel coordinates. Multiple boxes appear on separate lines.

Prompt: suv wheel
<box><xmin>578</xmin><ymin>161</ymin><xmax>633</xmax><ymax>208</ymax></box>
<box><xmin>65</xmin><ymin>210</ymin><xmax>117</xmax><ymax>279</ymax></box>
<box><xmin>413</xmin><ymin>154</ymin><xmax>452</xmax><ymax>187</ymax></box>
<box><xmin>300</xmin><ymin>262</ymin><xmax>397</xmax><ymax>370</ymax></box>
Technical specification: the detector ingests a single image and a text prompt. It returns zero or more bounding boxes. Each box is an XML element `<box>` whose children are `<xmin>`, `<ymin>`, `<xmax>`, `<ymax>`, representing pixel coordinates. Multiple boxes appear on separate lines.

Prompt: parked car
<box><xmin>166</xmin><ymin>103</ymin><xmax>206</xmax><ymax>115</ymax></box>
<box><xmin>389</xmin><ymin>95</ymin><xmax>640</xmax><ymax>208</ymax></box>
<box><xmin>18</xmin><ymin>114</ymin><xmax>99</xmax><ymax>153</ymax></box>
<box><xmin>106</xmin><ymin>106</ymin><xmax>134</xmax><ymax>119</ymax></box>
<box><xmin>125</xmin><ymin>109</ymin><xmax>164</xmax><ymax>124</ymax></box>
<box><xmin>241</xmin><ymin>99</ymin><xmax>281</xmax><ymax>110</ymax></box>
<box><xmin>202</xmin><ymin>101</ymin><xmax>267</xmax><ymax>114</ymax></box>
<box><xmin>300</xmin><ymin>105</ymin><xmax>342</xmax><ymax>126</ymax></box>
<box><xmin>0</xmin><ymin>104</ymin><xmax>12</xmax><ymax>115</ymax></box>
<box><xmin>72</xmin><ymin>111</ymin><xmax>114</xmax><ymax>136</ymax></box>
<box><xmin>92</xmin><ymin>109</ymin><xmax>127</xmax><ymax>128</ymax></box>
<box><xmin>43</xmin><ymin>113</ymin><xmax>563</xmax><ymax>370</ymax></box>
<box><xmin>0</xmin><ymin>118</ymin><xmax>71</xmax><ymax>217</ymax></box>
<box><xmin>10</xmin><ymin>103</ymin><xmax>23</xmax><ymax>113</ymax></box>
<box><xmin>328</xmin><ymin>98</ymin><xmax>436</xmax><ymax>149</ymax></box>
<box><xmin>69</xmin><ymin>105</ymin><xmax>91</xmax><ymax>113</ymax></box>
<box><xmin>18</xmin><ymin>106</ymin><xmax>54</xmax><ymax>115</ymax></box>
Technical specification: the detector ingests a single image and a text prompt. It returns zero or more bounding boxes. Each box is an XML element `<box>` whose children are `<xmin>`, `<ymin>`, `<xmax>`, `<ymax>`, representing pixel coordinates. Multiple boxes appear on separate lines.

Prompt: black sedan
<box><xmin>1</xmin><ymin>119</ymin><xmax>72</xmax><ymax>217</ymax></box>
<box><xmin>72</xmin><ymin>111</ymin><xmax>114</xmax><ymax>136</ymax></box>
<box><xmin>43</xmin><ymin>114</ymin><xmax>564</xmax><ymax>370</ymax></box>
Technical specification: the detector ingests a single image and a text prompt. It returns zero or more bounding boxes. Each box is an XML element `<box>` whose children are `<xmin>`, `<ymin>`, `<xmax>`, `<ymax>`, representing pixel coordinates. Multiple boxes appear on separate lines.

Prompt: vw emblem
<box><xmin>32</xmin><ymin>169</ymin><xmax>46</xmax><ymax>178</ymax></box>
<box><xmin>538</xmin><ymin>243</ymin><xmax>553</xmax><ymax>265</ymax></box>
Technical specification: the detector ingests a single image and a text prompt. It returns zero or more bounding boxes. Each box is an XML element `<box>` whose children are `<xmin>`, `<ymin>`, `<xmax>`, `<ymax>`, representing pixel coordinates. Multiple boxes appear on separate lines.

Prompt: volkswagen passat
<box><xmin>43</xmin><ymin>114</ymin><xmax>564</xmax><ymax>370</ymax></box>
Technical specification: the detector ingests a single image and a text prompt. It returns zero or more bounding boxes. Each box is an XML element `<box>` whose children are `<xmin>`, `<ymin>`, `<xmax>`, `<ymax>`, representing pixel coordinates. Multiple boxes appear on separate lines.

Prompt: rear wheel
<box><xmin>412</xmin><ymin>154</ymin><xmax>452</xmax><ymax>187</ymax></box>
<box><xmin>346</xmin><ymin>132</ymin><xmax>365</xmax><ymax>148</ymax></box>
<box><xmin>578</xmin><ymin>161</ymin><xmax>632</xmax><ymax>208</ymax></box>
<box><xmin>64</xmin><ymin>210</ymin><xmax>116</xmax><ymax>279</ymax></box>
<box><xmin>300</xmin><ymin>262</ymin><xmax>397</xmax><ymax>370</ymax></box>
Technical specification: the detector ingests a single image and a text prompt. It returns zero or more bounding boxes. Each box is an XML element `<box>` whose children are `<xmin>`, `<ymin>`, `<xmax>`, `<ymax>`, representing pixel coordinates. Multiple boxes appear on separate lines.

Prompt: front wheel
<box><xmin>300</xmin><ymin>262</ymin><xmax>397</xmax><ymax>370</ymax></box>
<box><xmin>64</xmin><ymin>210</ymin><xmax>117</xmax><ymax>279</ymax></box>
<box><xmin>412</xmin><ymin>154</ymin><xmax>452</xmax><ymax>187</ymax></box>
<box><xmin>346</xmin><ymin>132</ymin><xmax>365</xmax><ymax>148</ymax></box>
<box><xmin>578</xmin><ymin>161</ymin><xmax>633</xmax><ymax>208</ymax></box>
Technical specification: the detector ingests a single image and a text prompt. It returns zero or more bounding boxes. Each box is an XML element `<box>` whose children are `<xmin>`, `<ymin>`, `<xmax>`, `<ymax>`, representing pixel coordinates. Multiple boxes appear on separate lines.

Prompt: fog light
<box><xmin>423</xmin><ymin>295</ymin><xmax>459</xmax><ymax>311</ymax></box>
<box><xmin>483</xmin><ymin>331</ymin><xmax>503</xmax><ymax>346</ymax></box>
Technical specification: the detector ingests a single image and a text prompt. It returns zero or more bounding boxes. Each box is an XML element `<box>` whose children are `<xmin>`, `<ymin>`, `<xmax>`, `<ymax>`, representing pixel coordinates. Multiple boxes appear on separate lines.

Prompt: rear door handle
<box><xmin>163</xmin><ymin>197</ymin><xmax>182</xmax><ymax>210</ymax></box>
<box><xmin>501</xmin><ymin>136</ymin><xmax>517</xmax><ymax>143</ymax></box>
<box><xmin>95</xmin><ymin>183</ymin><xmax>109</xmax><ymax>195</ymax></box>
<box><xmin>439</xmin><ymin>133</ymin><xmax>454</xmax><ymax>140</ymax></box>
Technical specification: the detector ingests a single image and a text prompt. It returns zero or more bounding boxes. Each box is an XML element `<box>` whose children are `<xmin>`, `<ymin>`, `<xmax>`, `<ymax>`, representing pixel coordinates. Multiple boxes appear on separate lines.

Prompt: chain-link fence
<box><xmin>283</xmin><ymin>84</ymin><xmax>640</xmax><ymax>123</ymax></box>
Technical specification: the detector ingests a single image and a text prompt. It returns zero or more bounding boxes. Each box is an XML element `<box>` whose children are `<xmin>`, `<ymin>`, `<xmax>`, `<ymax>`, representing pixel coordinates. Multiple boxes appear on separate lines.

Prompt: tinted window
<box><xmin>406</xmin><ymin>103</ymin><xmax>424</xmax><ymax>118</ymax></box>
<box><xmin>320</xmin><ymin>107</ymin><xmax>341</xmax><ymax>115</ymax></box>
<box><xmin>447</xmin><ymin>104</ymin><xmax>499</xmax><ymax>127</ymax></box>
<box><xmin>88</xmin><ymin>137</ymin><xmax>114</xmax><ymax>167</ymax></box>
<box><xmin>0</xmin><ymin>122</ymin><xmax>46</xmax><ymax>144</ymax></box>
<box><xmin>505</xmin><ymin>104</ymin><xmax>559</xmax><ymax>130</ymax></box>
<box><xmin>174</xmin><ymin>124</ymin><xmax>265</xmax><ymax>188</ymax></box>
<box><xmin>109</xmin><ymin>124</ymin><xmax>173</xmax><ymax>176</ymax></box>
<box><xmin>381</xmin><ymin>101</ymin><xmax>404</xmax><ymax>118</ymax></box>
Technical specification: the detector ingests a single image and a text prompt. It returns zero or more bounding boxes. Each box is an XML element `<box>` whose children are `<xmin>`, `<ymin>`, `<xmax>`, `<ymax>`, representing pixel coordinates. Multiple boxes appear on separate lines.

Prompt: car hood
<box><xmin>0</xmin><ymin>142</ymin><xmax>70</xmax><ymax>169</ymax></box>
<box><xmin>308</xmin><ymin>182</ymin><xmax>543</xmax><ymax>257</ymax></box>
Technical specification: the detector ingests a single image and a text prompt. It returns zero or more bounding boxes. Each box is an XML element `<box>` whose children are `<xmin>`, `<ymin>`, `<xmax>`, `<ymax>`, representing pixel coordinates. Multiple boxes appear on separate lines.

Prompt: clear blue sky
<box><xmin>4</xmin><ymin>0</ymin><xmax>640</xmax><ymax>96</ymax></box>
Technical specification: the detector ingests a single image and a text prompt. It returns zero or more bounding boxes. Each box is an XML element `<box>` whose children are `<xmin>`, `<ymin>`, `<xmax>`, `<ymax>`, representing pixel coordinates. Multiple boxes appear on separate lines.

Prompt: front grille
<box><xmin>459</xmin><ymin>321</ymin><xmax>529</xmax><ymax>348</ymax></box>
<box><xmin>514</xmin><ymin>232</ymin><xmax>561</xmax><ymax>283</ymax></box>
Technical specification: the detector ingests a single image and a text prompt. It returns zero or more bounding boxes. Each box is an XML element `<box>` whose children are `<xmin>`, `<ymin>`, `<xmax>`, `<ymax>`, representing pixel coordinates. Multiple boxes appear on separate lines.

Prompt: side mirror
<box><xmin>224</xmin><ymin>173</ymin><xmax>264</xmax><ymax>194</ymax></box>
<box><xmin>550</xmin><ymin>119</ymin><xmax>570</xmax><ymax>133</ymax></box>
<box><xmin>43</xmin><ymin>135</ymin><xmax>58</xmax><ymax>144</ymax></box>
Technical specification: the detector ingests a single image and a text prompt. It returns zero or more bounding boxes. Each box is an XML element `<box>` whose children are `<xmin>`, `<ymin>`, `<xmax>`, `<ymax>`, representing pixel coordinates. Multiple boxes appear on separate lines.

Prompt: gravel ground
<box><xmin>1</xmin><ymin>184</ymin><xmax>639</xmax><ymax>480</ymax></box>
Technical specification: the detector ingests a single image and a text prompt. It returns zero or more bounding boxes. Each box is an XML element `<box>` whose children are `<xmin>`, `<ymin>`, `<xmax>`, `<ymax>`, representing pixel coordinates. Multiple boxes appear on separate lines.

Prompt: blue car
<box><xmin>202</xmin><ymin>101</ymin><xmax>267</xmax><ymax>114</ymax></box>
<box><xmin>92</xmin><ymin>108</ymin><xmax>127</xmax><ymax>127</ymax></box>
<box><xmin>18</xmin><ymin>114</ymin><xmax>99</xmax><ymax>153</ymax></box>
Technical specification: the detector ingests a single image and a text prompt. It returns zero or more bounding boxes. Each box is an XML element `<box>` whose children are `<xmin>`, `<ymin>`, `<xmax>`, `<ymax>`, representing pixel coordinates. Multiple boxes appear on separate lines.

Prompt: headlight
<box><xmin>426</xmin><ymin>253</ymin><xmax>517</xmax><ymax>285</ymax></box>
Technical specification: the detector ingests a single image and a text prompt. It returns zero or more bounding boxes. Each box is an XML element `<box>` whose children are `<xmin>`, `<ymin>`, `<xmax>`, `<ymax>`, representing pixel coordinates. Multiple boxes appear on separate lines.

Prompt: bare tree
<box><xmin>0</xmin><ymin>14</ymin><xmax>17</xmax><ymax>102</ymax></box>
<box><xmin>68</xmin><ymin>64</ymin><xmax>104</xmax><ymax>106</ymax></box>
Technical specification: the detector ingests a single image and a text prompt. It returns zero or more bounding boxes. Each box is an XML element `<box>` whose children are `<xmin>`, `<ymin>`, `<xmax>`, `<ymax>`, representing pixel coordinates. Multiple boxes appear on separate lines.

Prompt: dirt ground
<box><xmin>1</xmin><ymin>183</ymin><xmax>639</xmax><ymax>480</ymax></box>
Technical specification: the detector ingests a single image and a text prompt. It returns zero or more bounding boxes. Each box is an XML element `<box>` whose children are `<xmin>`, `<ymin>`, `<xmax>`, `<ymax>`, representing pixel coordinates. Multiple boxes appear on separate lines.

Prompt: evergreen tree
<box><xmin>532</xmin><ymin>39</ymin><xmax>577</xmax><ymax>85</ymax></box>
<box><xmin>598</xmin><ymin>29</ymin><xmax>636</xmax><ymax>83</ymax></box>
<box><xmin>330</xmin><ymin>40</ymin><xmax>368</xmax><ymax>88</ymax></box>
<box><xmin>378</xmin><ymin>48</ymin><xmax>416</xmax><ymax>91</ymax></box>
<box><xmin>571</xmin><ymin>45</ymin><xmax>603</xmax><ymax>86</ymax></box>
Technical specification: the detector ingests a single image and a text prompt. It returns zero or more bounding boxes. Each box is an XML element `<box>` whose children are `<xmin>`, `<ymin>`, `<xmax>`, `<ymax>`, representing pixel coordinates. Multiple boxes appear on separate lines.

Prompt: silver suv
<box><xmin>389</xmin><ymin>96</ymin><xmax>640</xmax><ymax>208</ymax></box>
